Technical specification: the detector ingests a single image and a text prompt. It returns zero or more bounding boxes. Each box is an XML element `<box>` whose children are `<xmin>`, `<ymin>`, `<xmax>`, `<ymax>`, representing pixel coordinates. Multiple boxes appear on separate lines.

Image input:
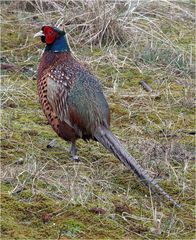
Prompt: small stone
<box><xmin>114</xmin><ymin>203</ymin><xmax>131</xmax><ymax>214</ymax></box>
<box><xmin>89</xmin><ymin>207</ymin><xmax>106</xmax><ymax>215</ymax></box>
<box><xmin>41</xmin><ymin>212</ymin><xmax>52</xmax><ymax>223</ymax></box>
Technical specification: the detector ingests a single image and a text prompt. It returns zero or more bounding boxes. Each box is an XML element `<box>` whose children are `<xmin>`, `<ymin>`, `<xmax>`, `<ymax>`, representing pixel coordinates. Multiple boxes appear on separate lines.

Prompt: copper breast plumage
<box><xmin>37</xmin><ymin>52</ymin><xmax>78</xmax><ymax>141</ymax></box>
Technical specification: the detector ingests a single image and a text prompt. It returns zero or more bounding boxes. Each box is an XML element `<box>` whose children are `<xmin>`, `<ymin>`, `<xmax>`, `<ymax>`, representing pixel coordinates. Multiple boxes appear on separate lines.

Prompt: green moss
<box><xmin>56</xmin><ymin>206</ymin><xmax>125</xmax><ymax>239</ymax></box>
<box><xmin>1</xmin><ymin>185</ymin><xmax>60</xmax><ymax>239</ymax></box>
<box><xmin>58</xmin><ymin>219</ymin><xmax>84</xmax><ymax>238</ymax></box>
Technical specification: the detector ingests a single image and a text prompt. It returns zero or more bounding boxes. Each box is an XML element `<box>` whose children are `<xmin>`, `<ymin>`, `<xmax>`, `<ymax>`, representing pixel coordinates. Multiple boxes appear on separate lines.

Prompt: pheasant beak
<box><xmin>34</xmin><ymin>30</ymin><xmax>44</xmax><ymax>38</ymax></box>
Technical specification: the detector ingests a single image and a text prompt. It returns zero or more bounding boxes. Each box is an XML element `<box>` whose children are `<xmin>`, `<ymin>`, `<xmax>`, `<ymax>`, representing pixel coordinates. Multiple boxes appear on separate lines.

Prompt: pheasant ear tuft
<box><xmin>53</xmin><ymin>27</ymin><xmax>65</xmax><ymax>36</ymax></box>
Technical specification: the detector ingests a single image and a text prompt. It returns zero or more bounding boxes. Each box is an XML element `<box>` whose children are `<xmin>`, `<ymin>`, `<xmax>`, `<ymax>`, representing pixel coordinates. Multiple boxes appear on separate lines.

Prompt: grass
<box><xmin>1</xmin><ymin>0</ymin><xmax>195</xmax><ymax>239</ymax></box>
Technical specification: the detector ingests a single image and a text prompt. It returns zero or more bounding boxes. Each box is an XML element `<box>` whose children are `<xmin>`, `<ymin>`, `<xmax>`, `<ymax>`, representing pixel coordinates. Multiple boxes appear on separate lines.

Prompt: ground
<box><xmin>1</xmin><ymin>1</ymin><xmax>195</xmax><ymax>239</ymax></box>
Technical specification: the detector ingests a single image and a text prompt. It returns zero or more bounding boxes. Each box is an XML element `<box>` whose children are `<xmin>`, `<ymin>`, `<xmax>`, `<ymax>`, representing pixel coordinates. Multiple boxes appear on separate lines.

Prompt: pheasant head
<box><xmin>34</xmin><ymin>26</ymin><xmax>70</xmax><ymax>52</ymax></box>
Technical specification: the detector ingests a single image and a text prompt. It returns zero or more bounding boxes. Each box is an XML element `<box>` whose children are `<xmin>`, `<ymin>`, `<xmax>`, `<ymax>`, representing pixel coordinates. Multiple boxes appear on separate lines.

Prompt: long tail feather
<box><xmin>94</xmin><ymin>126</ymin><xmax>180</xmax><ymax>208</ymax></box>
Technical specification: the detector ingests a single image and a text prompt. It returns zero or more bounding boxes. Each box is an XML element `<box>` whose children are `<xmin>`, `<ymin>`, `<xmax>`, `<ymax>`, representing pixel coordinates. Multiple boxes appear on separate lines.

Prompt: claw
<box><xmin>47</xmin><ymin>139</ymin><xmax>56</xmax><ymax>148</ymax></box>
<box><xmin>69</xmin><ymin>142</ymin><xmax>80</xmax><ymax>161</ymax></box>
<box><xmin>70</xmin><ymin>155</ymin><xmax>80</xmax><ymax>162</ymax></box>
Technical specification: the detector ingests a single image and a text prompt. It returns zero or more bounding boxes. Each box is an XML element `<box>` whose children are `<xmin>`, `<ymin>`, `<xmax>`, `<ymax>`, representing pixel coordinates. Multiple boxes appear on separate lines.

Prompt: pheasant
<box><xmin>34</xmin><ymin>26</ymin><xmax>180</xmax><ymax>207</ymax></box>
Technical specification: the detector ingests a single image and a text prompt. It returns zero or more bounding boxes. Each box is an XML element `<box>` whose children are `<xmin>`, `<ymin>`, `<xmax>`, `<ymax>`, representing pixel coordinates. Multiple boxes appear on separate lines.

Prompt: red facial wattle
<box><xmin>43</xmin><ymin>26</ymin><xmax>58</xmax><ymax>44</ymax></box>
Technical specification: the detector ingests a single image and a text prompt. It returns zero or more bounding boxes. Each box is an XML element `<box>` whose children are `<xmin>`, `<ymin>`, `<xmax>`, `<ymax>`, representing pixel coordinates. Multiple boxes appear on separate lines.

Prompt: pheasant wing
<box><xmin>46</xmin><ymin>64</ymin><xmax>110</xmax><ymax>138</ymax></box>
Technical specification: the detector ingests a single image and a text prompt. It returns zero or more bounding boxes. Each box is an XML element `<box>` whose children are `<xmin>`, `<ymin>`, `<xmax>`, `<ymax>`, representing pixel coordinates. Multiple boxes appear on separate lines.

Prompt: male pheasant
<box><xmin>34</xmin><ymin>26</ymin><xmax>180</xmax><ymax>207</ymax></box>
